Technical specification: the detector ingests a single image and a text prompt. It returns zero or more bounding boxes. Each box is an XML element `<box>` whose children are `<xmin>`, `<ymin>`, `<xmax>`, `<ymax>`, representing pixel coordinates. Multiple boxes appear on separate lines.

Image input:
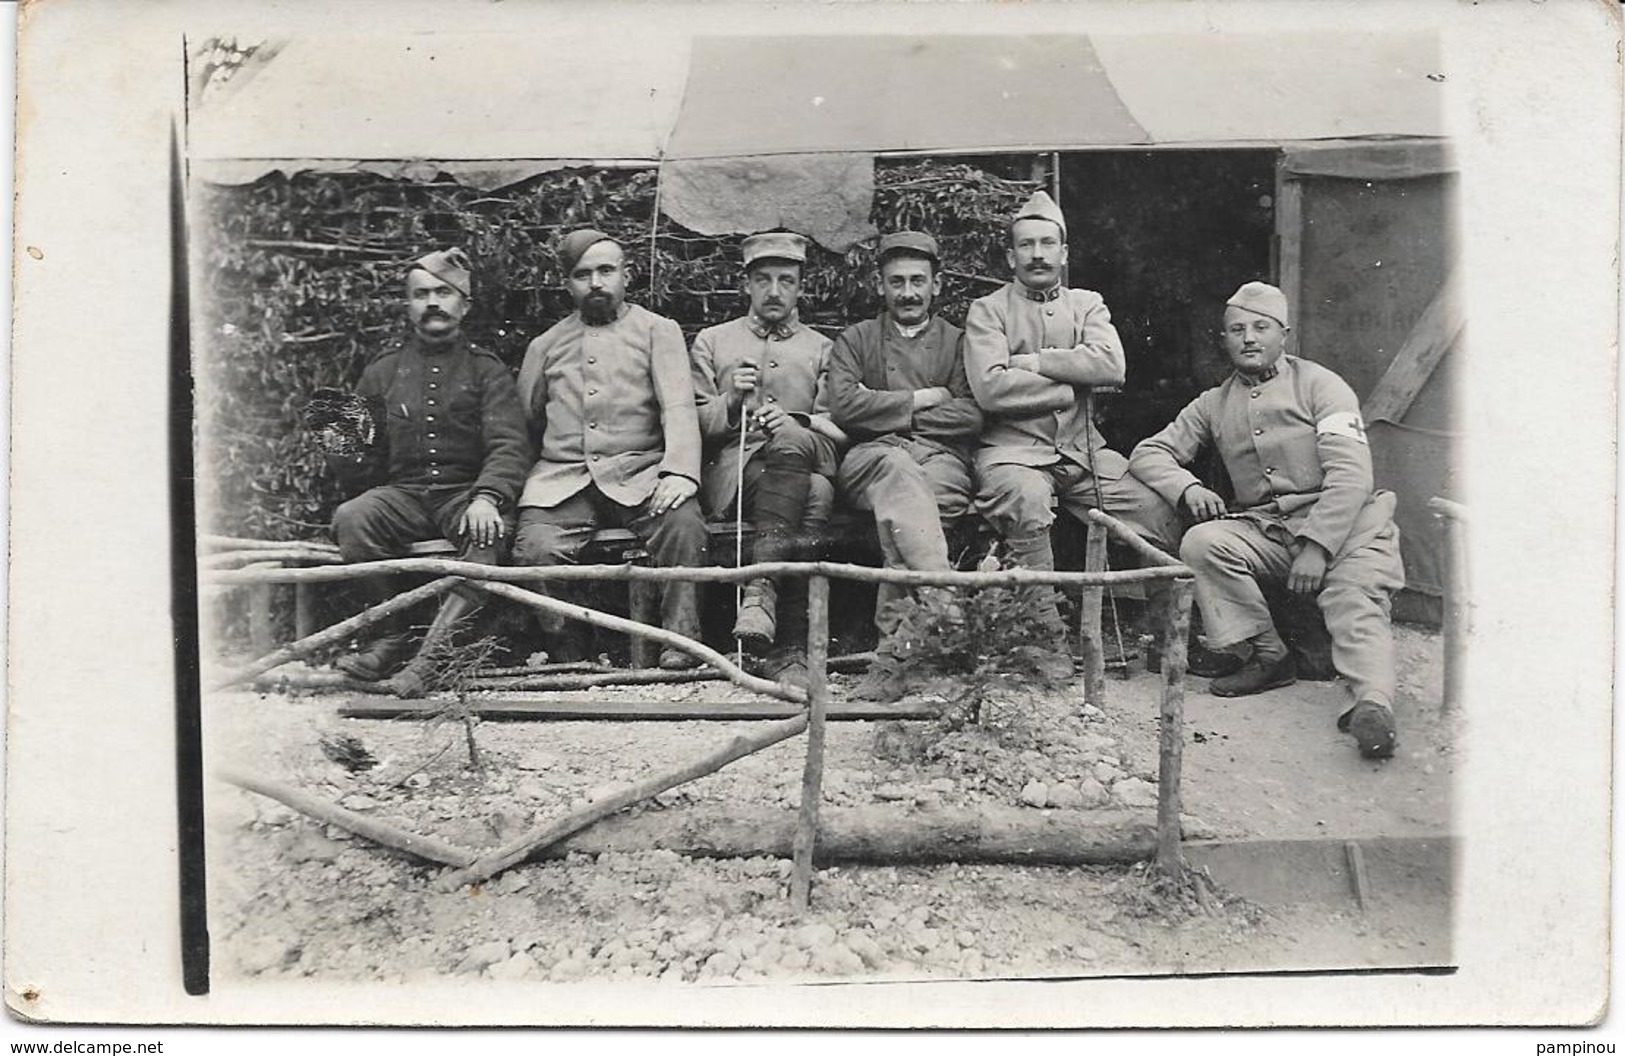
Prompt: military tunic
<box><xmin>690</xmin><ymin>314</ymin><xmax>841</xmax><ymax>522</ymax></box>
<box><xmin>829</xmin><ymin>313</ymin><xmax>980</xmax><ymax>626</ymax></box>
<box><xmin>330</xmin><ymin>332</ymin><xmax>531</xmax><ymax>565</ymax></box>
<box><xmin>963</xmin><ymin>281</ymin><xmax>1179</xmax><ymax>550</ymax></box>
<box><xmin>510</xmin><ymin>302</ymin><xmax>707</xmax><ymax>639</ymax></box>
<box><xmin>1129</xmin><ymin>355</ymin><xmax>1404</xmax><ymax>709</ymax></box>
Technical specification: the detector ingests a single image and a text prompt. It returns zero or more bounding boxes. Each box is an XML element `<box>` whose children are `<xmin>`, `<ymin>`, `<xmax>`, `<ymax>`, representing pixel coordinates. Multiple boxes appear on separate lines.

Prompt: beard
<box><xmin>579</xmin><ymin>291</ymin><xmax>618</xmax><ymax>326</ymax></box>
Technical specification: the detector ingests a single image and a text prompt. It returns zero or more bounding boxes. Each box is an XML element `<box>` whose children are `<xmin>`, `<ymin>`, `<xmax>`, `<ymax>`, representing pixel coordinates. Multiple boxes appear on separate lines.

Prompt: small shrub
<box><xmin>869</xmin><ymin>568</ymin><xmax>1072</xmax><ymax>729</ymax></box>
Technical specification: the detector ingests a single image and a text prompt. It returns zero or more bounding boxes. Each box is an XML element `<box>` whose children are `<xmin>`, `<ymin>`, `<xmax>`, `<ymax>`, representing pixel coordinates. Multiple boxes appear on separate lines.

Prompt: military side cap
<box><xmin>877</xmin><ymin>230</ymin><xmax>940</xmax><ymax>264</ymax></box>
<box><xmin>1226</xmin><ymin>281</ymin><xmax>1290</xmax><ymax>327</ymax></box>
<box><xmin>1012</xmin><ymin>190</ymin><xmax>1067</xmax><ymax>237</ymax></box>
<box><xmin>410</xmin><ymin>247</ymin><xmax>472</xmax><ymax>297</ymax></box>
<box><xmin>742</xmin><ymin>231</ymin><xmax>809</xmax><ymax>268</ymax></box>
<box><xmin>557</xmin><ymin>228</ymin><xmax>618</xmax><ymax>274</ymax></box>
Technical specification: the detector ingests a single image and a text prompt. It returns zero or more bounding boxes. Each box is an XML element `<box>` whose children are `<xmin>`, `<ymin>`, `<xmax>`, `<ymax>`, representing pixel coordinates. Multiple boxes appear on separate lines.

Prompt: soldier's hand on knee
<box><xmin>460</xmin><ymin>495</ymin><xmax>505</xmax><ymax>549</ymax></box>
<box><xmin>649</xmin><ymin>474</ymin><xmax>698</xmax><ymax>516</ymax></box>
<box><xmin>1288</xmin><ymin>540</ymin><xmax>1331</xmax><ymax>595</ymax></box>
<box><xmin>1181</xmin><ymin>484</ymin><xmax>1228</xmax><ymax>522</ymax></box>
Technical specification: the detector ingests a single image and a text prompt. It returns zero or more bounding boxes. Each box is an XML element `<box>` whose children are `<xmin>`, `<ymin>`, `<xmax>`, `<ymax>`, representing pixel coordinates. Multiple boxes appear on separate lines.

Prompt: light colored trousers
<box><xmin>1179</xmin><ymin>515</ymin><xmax>1405</xmax><ymax>708</ymax></box>
<box><xmin>838</xmin><ymin>438</ymin><xmax>973</xmax><ymax>631</ymax></box>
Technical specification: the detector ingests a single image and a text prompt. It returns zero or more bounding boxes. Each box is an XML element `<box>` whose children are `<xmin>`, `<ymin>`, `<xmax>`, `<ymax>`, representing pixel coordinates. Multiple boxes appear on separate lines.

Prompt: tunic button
<box><xmin>767</xmin><ymin>395</ymin><xmax>777</xmax><ymax>403</ymax></box>
<box><xmin>587</xmin><ymin>388</ymin><xmax>597</xmax><ymax>396</ymax></box>
<box><xmin>431</xmin><ymin>366</ymin><xmax>440</xmax><ymax>373</ymax></box>
<box><xmin>770</xmin><ymin>361</ymin><xmax>779</xmax><ymax>369</ymax></box>
<box><xmin>428</xmin><ymin>448</ymin><xmax>437</xmax><ymax>454</ymax></box>
<box><xmin>1265</xmin><ymin>467</ymin><xmax>1275</xmax><ymax>474</ymax></box>
<box><xmin>430</xmin><ymin>469</ymin><xmax>440</xmax><ymax>476</ymax></box>
<box><xmin>1045</xmin><ymin>308</ymin><xmax>1054</xmax><ymax>316</ymax></box>
<box><xmin>592</xmin><ymin>455</ymin><xmax>602</xmax><ymax>462</ymax></box>
<box><xmin>589</xmin><ymin>422</ymin><xmax>598</xmax><ymax>429</ymax></box>
<box><xmin>426</xmin><ymin>415</ymin><xmax>436</xmax><ymax>422</ymax></box>
<box><xmin>1254</xmin><ymin>428</ymin><xmax>1263</xmax><ymax>436</ymax></box>
<box><xmin>588</xmin><ymin>357</ymin><xmax>597</xmax><ymax>365</ymax></box>
<box><xmin>1251</xmin><ymin>391</ymin><xmax>1260</xmax><ymax>398</ymax></box>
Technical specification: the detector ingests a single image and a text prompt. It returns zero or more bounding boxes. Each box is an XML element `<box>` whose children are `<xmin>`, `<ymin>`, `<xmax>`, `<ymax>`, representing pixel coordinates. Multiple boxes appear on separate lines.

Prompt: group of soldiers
<box><xmin>321</xmin><ymin>190</ymin><xmax>1404</xmax><ymax>761</ymax></box>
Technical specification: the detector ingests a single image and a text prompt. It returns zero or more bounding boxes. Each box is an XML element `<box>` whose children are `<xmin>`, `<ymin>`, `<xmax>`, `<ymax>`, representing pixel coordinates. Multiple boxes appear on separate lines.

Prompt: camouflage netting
<box><xmin>196</xmin><ymin>158</ymin><xmax>1039</xmax><ymax>540</ymax></box>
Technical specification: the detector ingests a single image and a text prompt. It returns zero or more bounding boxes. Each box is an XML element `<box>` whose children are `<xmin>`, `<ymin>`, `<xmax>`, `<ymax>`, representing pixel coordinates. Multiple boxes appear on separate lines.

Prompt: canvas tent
<box><xmin>190</xmin><ymin>30</ymin><xmax>1458</xmax><ymax>612</ymax></box>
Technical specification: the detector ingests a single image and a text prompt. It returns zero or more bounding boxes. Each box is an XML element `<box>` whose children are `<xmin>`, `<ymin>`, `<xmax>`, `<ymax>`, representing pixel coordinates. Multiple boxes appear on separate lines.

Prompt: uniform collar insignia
<box><xmin>1020</xmin><ymin>283</ymin><xmax>1063</xmax><ymax>303</ymax></box>
<box><xmin>748</xmin><ymin>313</ymin><xmax>800</xmax><ymax>341</ymax></box>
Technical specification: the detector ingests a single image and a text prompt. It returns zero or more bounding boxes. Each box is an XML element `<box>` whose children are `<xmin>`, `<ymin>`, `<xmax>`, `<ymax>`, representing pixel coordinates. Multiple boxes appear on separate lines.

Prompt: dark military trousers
<box><xmin>512</xmin><ymin>484</ymin><xmax>708</xmax><ymax>641</ymax></box>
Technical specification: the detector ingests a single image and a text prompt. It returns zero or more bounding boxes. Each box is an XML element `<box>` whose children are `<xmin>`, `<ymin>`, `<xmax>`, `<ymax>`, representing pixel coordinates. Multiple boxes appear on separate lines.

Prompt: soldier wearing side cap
<box><xmin>689</xmin><ymin>231</ymin><xmax>847</xmax><ymax>686</ymax></box>
<box><xmin>964</xmin><ymin>191</ymin><xmax>1181</xmax><ymax>666</ymax></box>
<box><xmin>827</xmin><ymin>231</ymin><xmax>982</xmax><ymax>648</ymax></box>
<box><xmin>1129</xmin><ymin>282</ymin><xmax>1404</xmax><ymax>759</ymax></box>
<box><xmin>327</xmin><ymin>247</ymin><xmax>533</xmax><ymax>698</ymax></box>
<box><xmin>512</xmin><ymin>229</ymin><xmax>708</xmax><ymax>671</ymax></box>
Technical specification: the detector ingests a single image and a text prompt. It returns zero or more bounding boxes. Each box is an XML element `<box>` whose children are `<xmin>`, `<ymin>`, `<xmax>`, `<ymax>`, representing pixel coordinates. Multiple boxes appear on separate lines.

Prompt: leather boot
<box><xmin>387</xmin><ymin>588</ymin><xmax>482</xmax><ymax>699</ymax></box>
<box><xmin>335</xmin><ymin>576</ymin><xmax>414</xmax><ymax>681</ymax></box>
<box><xmin>733</xmin><ymin>577</ymin><xmax>778</xmax><ymax>652</ymax></box>
<box><xmin>335</xmin><ymin>630</ymin><xmax>414</xmax><ymax>681</ymax></box>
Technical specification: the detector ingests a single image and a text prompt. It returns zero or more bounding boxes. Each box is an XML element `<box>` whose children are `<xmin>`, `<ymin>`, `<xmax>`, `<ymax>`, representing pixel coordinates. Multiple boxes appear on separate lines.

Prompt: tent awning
<box><xmin>189</xmin><ymin>31</ymin><xmax>1447</xmax><ymax>185</ymax></box>
<box><xmin>665</xmin><ymin>33</ymin><xmax>1445</xmax><ymax>159</ymax></box>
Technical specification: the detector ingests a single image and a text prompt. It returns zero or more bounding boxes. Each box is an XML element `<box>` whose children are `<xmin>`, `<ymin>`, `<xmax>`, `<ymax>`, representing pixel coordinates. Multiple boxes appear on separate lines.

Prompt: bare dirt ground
<box><xmin>204</xmin><ymin>624</ymin><xmax>1453</xmax><ymax>987</ymax></box>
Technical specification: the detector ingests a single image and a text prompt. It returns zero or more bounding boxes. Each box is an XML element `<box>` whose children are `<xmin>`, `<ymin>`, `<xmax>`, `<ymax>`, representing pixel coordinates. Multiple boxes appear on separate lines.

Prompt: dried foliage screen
<box><xmin>195</xmin><ymin>159</ymin><xmax>1038</xmax><ymax>541</ymax></box>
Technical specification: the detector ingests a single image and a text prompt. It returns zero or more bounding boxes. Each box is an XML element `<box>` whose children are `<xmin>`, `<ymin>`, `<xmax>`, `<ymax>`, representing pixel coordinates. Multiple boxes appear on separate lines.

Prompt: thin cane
<box><xmin>734</xmin><ymin>366</ymin><xmax>753</xmax><ymax>665</ymax></box>
<box><xmin>1082</xmin><ymin>388</ymin><xmax>1130</xmax><ymax>669</ymax></box>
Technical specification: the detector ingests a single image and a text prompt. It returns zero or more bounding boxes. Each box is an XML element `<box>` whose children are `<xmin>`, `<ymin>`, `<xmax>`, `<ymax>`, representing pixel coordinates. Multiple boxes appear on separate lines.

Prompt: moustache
<box><xmin>1024</xmin><ymin>262</ymin><xmax>1053</xmax><ymax>271</ymax></box>
<box><xmin>893</xmin><ymin>297</ymin><xmax>925</xmax><ymax>307</ymax></box>
<box><xmin>420</xmin><ymin>306</ymin><xmax>452</xmax><ymax>318</ymax></box>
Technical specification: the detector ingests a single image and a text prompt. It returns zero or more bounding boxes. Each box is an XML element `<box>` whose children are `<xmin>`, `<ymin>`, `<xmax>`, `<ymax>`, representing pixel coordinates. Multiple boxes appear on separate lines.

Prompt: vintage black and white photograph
<box><xmin>5</xmin><ymin>0</ymin><xmax>1618</xmax><ymax>1033</ymax></box>
<box><xmin>189</xmin><ymin>20</ymin><xmax>1461</xmax><ymax>989</ymax></box>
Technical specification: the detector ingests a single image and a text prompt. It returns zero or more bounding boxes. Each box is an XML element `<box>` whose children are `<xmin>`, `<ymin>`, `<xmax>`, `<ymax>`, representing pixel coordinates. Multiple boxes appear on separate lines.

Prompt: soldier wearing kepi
<box><xmin>512</xmin><ymin>229</ymin><xmax>708</xmax><ymax>671</ymax></box>
<box><xmin>964</xmin><ymin>191</ymin><xmax>1181</xmax><ymax>648</ymax></box>
<box><xmin>690</xmin><ymin>232</ymin><xmax>846</xmax><ymax>685</ymax></box>
<box><xmin>327</xmin><ymin>247</ymin><xmax>532</xmax><ymax>699</ymax></box>
<box><xmin>1128</xmin><ymin>282</ymin><xmax>1404</xmax><ymax>759</ymax></box>
<box><xmin>828</xmin><ymin>230</ymin><xmax>982</xmax><ymax>634</ymax></box>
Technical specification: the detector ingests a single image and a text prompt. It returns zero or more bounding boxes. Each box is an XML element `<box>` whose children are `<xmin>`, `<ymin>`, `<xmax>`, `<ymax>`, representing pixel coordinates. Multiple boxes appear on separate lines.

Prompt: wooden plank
<box><xmin>1363</xmin><ymin>267</ymin><xmax>1463</xmax><ymax>424</ymax></box>
<box><xmin>1273</xmin><ymin>163</ymin><xmax>1304</xmax><ymax>326</ymax></box>
<box><xmin>336</xmin><ymin>696</ymin><xmax>943</xmax><ymax>722</ymax></box>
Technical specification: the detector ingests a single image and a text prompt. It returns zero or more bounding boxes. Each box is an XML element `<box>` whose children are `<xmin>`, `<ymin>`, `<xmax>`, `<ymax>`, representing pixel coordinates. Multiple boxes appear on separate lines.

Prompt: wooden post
<box><xmin>628</xmin><ymin>581</ymin><xmax>660</xmax><ymax>669</ymax></box>
<box><xmin>791</xmin><ymin>574</ymin><xmax>831</xmax><ymax>911</ymax></box>
<box><xmin>294</xmin><ymin>582</ymin><xmax>318</xmax><ymax>641</ymax></box>
<box><xmin>1431</xmin><ymin>498</ymin><xmax>1470</xmax><ymax>715</ymax></box>
<box><xmin>1077</xmin><ymin>520</ymin><xmax>1108</xmax><ymax>708</ymax></box>
<box><xmin>1156</xmin><ymin>577</ymin><xmax>1195</xmax><ymax>878</ymax></box>
<box><xmin>249</xmin><ymin>583</ymin><xmax>276</xmax><ymax>655</ymax></box>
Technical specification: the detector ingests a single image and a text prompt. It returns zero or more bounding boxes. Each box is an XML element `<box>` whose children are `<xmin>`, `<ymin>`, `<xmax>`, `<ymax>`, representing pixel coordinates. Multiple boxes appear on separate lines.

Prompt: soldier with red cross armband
<box><xmin>1129</xmin><ymin>282</ymin><xmax>1405</xmax><ymax>760</ymax></box>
